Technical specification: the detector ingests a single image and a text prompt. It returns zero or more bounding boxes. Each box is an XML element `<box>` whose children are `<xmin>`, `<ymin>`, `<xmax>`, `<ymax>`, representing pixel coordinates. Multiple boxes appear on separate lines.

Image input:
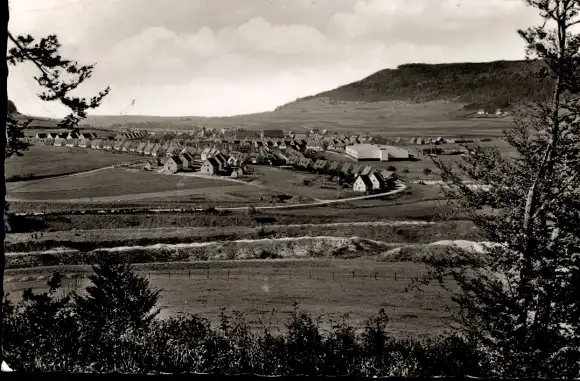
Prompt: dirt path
<box><xmin>7</xmin><ymin>161</ymin><xmax>143</xmax><ymax>193</ymax></box>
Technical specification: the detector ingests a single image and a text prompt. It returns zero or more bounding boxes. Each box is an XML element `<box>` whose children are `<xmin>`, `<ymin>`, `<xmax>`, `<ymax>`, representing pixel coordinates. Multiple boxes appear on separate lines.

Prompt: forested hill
<box><xmin>278</xmin><ymin>60</ymin><xmax>553</xmax><ymax>112</ymax></box>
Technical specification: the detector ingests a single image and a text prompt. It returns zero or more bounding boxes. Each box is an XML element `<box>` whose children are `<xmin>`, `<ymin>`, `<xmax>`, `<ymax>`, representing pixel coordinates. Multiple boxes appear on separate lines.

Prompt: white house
<box><xmin>353</xmin><ymin>174</ymin><xmax>373</xmax><ymax>192</ymax></box>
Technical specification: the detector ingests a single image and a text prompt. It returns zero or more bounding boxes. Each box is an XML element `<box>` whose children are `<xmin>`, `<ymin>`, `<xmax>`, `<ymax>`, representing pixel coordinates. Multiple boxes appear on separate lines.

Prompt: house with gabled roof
<box><xmin>350</xmin><ymin>163</ymin><xmax>362</xmax><ymax>176</ymax></box>
<box><xmin>47</xmin><ymin>132</ymin><xmax>59</xmax><ymax>139</ymax></box>
<box><xmin>379</xmin><ymin>169</ymin><xmax>398</xmax><ymax>181</ymax></box>
<box><xmin>91</xmin><ymin>139</ymin><xmax>103</xmax><ymax>149</ymax></box>
<box><xmin>200</xmin><ymin>147</ymin><xmax>212</xmax><ymax>160</ymax></box>
<box><xmin>35</xmin><ymin>133</ymin><xmax>47</xmax><ymax>141</ymax></box>
<box><xmin>260</xmin><ymin>129</ymin><xmax>285</xmax><ymax>140</ymax></box>
<box><xmin>79</xmin><ymin>139</ymin><xmax>91</xmax><ymax>148</ymax></box>
<box><xmin>179</xmin><ymin>152</ymin><xmax>194</xmax><ymax>170</ymax></box>
<box><xmin>228</xmin><ymin>155</ymin><xmax>241</xmax><ymax>167</ymax></box>
<box><xmin>298</xmin><ymin>158</ymin><xmax>315</xmax><ymax>170</ymax></box>
<box><xmin>164</xmin><ymin>155</ymin><xmax>183</xmax><ymax>173</ymax></box>
<box><xmin>78</xmin><ymin>132</ymin><xmax>94</xmax><ymax>140</ymax></box>
<box><xmin>360</xmin><ymin>165</ymin><xmax>374</xmax><ymax>176</ymax></box>
<box><xmin>149</xmin><ymin>143</ymin><xmax>160</xmax><ymax>156</ymax></box>
<box><xmin>340</xmin><ymin>162</ymin><xmax>353</xmax><ymax>175</ymax></box>
<box><xmin>212</xmin><ymin>153</ymin><xmax>227</xmax><ymax>171</ymax></box>
<box><xmin>353</xmin><ymin>174</ymin><xmax>373</xmax><ymax>192</ymax></box>
<box><xmin>143</xmin><ymin>142</ymin><xmax>154</xmax><ymax>155</ymax></box>
<box><xmin>165</xmin><ymin>146</ymin><xmax>178</xmax><ymax>157</ymax></box>
<box><xmin>369</xmin><ymin>172</ymin><xmax>385</xmax><ymax>190</ymax></box>
<box><xmin>214</xmin><ymin>151</ymin><xmax>228</xmax><ymax>164</ymax></box>
<box><xmin>66</xmin><ymin>139</ymin><xmax>79</xmax><ymax>148</ymax></box>
<box><xmin>313</xmin><ymin>159</ymin><xmax>329</xmax><ymax>173</ymax></box>
<box><xmin>54</xmin><ymin>138</ymin><xmax>66</xmax><ymax>147</ymax></box>
<box><xmin>67</xmin><ymin>132</ymin><xmax>79</xmax><ymax>140</ymax></box>
<box><xmin>103</xmin><ymin>140</ymin><xmax>114</xmax><ymax>150</ymax></box>
<box><xmin>327</xmin><ymin>161</ymin><xmax>341</xmax><ymax>173</ymax></box>
<box><xmin>151</xmin><ymin>144</ymin><xmax>165</xmax><ymax>157</ymax></box>
<box><xmin>230</xmin><ymin>167</ymin><xmax>244</xmax><ymax>178</ymax></box>
<box><xmin>287</xmin><ymin>156</ymin><xmax>300</xmax><ymax>166</ymax></box>
<box><xmin>113</xmin><ymin>141</ymin><xmax>123</xmax><ymax>151</ymax></box>
<box><xmin>121</xmin><ymin>141</ymin><xmax>132</xmax><ymax>151</ymax></box>
<box><xmin>129</xmin><ymin>142</ymin><xmax>140</xmax><ymax>152</ymax></box>
<box><xmin>200</xmin><ymin>157</ymin><xmax>219</xmax><ymax>175</ymax></box>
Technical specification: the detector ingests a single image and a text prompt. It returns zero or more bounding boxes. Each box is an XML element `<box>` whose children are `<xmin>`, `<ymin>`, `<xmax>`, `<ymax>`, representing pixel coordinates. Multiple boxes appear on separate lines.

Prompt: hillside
<box><xmin>12</xmin><ymin>60</ymin><xmax>553</xmax><ymax>135</ymax></box>
<box><xmin>278</xmin><ymin>60</ymin><xmax>552</xmax><ymax>112</ymax></box>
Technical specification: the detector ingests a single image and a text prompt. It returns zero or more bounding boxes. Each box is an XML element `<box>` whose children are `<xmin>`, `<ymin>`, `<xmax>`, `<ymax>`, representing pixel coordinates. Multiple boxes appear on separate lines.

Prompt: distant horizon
<box><xmin>9</xmin><ymin>0</ymin><xmax>538</xmax><ymax>118</ymax></box>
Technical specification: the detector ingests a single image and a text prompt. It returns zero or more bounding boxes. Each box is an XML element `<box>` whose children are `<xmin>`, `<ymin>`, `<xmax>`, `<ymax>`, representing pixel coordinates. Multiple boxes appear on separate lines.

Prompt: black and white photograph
<box><xmin>1</xmin><ymin>0</ymin><xmax>579</xmax><ymax>377</ymax></box>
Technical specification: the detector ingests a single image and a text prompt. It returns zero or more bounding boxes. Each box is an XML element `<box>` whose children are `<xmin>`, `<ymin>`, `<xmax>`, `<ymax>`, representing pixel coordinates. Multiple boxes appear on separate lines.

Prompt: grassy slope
<box><xmin>65</xmin><ymin>60</ymin><xmax>548</xmax><ymax>134</ymax></box>
<box><xmin>282</xmin><ymin>60</ymin><xmax>551</xmax><ymax>111</ymax></box>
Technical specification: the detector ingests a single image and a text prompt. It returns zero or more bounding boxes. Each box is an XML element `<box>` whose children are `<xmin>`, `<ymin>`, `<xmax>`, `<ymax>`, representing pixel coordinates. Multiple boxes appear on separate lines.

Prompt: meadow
<box><xmin>6</xmin><ymin>168</ymin><xmax>245</xmax><ymax>201</ymax></box>
<box><xmin>5</xmin><ymin>144</ymin><xmax>140</xmax><ymax>180</ymax></box>
<box><xmin>4</xmin><ymin>259</ymin><xmax>457</xmax><ymax>338</ymax></box>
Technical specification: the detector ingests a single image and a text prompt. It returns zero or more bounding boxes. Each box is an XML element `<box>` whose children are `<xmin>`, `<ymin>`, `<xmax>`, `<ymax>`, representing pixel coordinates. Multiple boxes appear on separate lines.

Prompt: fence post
<box><xmin>168</xmin><ymin>271</ymin><xmax>171</xmax><ymax>278</ymax></box>
<box><xmin>289</xmin><ymin>270</ymin><xmax>292</xmax><ymax>279</ymax></box>
<box><xmin>374</xmin><ymin>272</ymin><xmax>377</xmax><ymax>280</ymax></box>
<box><xmin>352</xmin><ymin>271</ymin><xmax>355</xmax><ymax>279</ymax></box>
<box><xmin>188</xmin><ymin>269</ymin><xmax>191</xmax><ymax>279</ymax></box>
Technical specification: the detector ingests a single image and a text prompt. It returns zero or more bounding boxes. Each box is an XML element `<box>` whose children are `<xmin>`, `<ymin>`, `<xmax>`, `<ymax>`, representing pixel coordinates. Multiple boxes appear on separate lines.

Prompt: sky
<box><xmin>9</xmin><ymin>0</ymin><xmax>541</xmax><ymax>118</ymax></box>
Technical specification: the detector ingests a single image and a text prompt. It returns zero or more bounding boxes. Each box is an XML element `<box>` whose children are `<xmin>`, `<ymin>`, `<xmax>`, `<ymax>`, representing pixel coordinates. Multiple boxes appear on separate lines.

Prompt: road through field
<box><xmin>10</xmin><ymin>182</ymin><xmax>407</xmax><ymax>214</ymax></box>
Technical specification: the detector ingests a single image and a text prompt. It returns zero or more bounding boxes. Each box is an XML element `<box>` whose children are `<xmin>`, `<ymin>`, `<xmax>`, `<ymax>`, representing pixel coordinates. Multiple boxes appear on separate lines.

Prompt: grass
<box><xmin>7</xmin><ymin>168</ymin><xmax>241</xmax><ymax>201</ymax></box>
<box><xmin>4</xmin><ymin>259</ymin><xmax>457</xmax><ymax>338</ymax></box>
<box><xmin>81</xmin><ymin>100</ymin><xmax>519</xmax><ymax>135</ymax></box>
<box><xmin>5</xmin><ymin>144</ymin><xmax>140</xmax><ymax>180</ymax></box>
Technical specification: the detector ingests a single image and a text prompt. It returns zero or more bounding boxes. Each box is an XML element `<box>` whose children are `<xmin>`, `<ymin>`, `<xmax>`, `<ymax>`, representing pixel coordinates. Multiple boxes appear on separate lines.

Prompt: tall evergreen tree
<box><xmin>421</xmin><ymin>0</ymin><xmax>580</xmax><ymax>377</ymax></box>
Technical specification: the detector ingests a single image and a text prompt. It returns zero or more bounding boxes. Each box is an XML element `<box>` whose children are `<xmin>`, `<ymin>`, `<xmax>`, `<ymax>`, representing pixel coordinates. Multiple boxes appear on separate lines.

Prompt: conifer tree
<box><xmin>422</xmin><ymin>0</ymin><xmax>580</xmax><ymax>377</ymax></box>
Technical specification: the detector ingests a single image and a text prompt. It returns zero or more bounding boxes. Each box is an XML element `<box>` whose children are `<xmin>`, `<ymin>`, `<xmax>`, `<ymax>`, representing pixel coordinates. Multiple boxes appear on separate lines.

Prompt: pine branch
<box><xmin>7</xmin><ymin>32</ymin><xmax>110</xmax><ymax>130</ymax></box>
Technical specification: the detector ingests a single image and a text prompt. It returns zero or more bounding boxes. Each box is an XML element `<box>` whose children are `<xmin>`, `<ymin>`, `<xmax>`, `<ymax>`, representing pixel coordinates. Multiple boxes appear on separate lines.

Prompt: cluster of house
<box><xmin>476</xmin><ymin>108</ymin><xmax>504</xmax><ymax>116</ymax></box>
<box><xmin>34</xmin><ymin>131</ymin><xmax>99</xmax><ymax>146</ymax></box>
<box><xmin>148</xmin><ymin>147</ymin><xmax>249</xmax><ymax>178</ymax></box>
<box><xmin>353</xmin><ymin>168</ymin><xmax>398</xmax><ymax>193</ymax></box>
<box><xmin>273</xmin><ymin>147</ymin><xmax>398</xmax><ymax>192</ymax></box>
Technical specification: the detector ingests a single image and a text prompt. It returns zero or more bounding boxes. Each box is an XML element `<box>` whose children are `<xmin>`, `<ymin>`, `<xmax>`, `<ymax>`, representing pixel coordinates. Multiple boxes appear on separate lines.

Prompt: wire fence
<box><xmin>34</xmin><ymin>268</ymin><xmax>432</xmax><ymax>285</ymax></box>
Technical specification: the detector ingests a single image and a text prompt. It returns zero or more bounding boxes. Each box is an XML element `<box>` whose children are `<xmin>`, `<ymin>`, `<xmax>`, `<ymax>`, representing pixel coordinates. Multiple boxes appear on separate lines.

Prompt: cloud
<box><xmin>8</xmin><ymin>0</ymin><xmax>545</xmax><ymax>117</ymax></box>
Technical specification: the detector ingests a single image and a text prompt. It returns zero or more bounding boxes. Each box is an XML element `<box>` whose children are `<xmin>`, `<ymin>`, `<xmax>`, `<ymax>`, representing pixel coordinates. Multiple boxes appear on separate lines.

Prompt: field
<box><xmin>83</xmin><ymin>100</ymin><xmax>516</xmax><ymax>136</ymax></box>
<box><xmin>5</xmin><ymin>144</ymin><xmax>141</xmax><ymax>180</ymax></box>
<box><xmin>4</xmin><ymin>118</ymin><xmax>509</xmax><ymax>339</ymax></box>
<box><xmin>4</xmin><ymin>259</ymin><xmax>456</xmax><ymax>338</ymax></box>
<box><xmin>6</xmin><ymin>168</ymin><xmax>260</xmax><ymax>202</ymax></box>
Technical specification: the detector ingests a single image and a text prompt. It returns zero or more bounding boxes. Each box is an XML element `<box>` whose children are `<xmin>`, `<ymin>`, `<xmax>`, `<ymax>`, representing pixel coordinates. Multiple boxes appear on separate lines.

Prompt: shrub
<box><xmin>2</xmin><ymin>259</ymin><xmax>490</xmax><ymax>376</ymax></box>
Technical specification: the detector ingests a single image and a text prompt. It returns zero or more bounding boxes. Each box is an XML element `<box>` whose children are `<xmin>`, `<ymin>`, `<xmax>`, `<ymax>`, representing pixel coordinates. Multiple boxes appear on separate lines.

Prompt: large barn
<box><xmin>345</xmin><ymin>144</ymin><xmax>410</xmax><ymax>162</ymax></box>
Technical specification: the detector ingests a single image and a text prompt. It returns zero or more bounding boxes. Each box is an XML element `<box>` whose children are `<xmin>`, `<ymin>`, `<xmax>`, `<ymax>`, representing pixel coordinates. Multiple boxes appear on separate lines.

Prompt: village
<box><xmin>29</xmin><ymin>127</ymin><xmax>479</xmax><ymax>194</ymax></box>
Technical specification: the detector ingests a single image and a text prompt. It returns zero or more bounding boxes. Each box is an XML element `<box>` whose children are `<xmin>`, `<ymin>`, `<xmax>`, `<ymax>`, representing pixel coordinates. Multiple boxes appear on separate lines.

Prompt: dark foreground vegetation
<box><xmin>3</xmin><ymin>257</ymin><xmax>485</xmax><ymax>376</ymax></box>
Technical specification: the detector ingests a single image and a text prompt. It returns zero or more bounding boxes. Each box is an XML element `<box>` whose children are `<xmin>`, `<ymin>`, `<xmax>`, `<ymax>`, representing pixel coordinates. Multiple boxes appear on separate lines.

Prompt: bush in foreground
<box><xmin>3</xmin><ymin>260</ymin><xmax>489</xmax><ymax>375</ymax></box>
